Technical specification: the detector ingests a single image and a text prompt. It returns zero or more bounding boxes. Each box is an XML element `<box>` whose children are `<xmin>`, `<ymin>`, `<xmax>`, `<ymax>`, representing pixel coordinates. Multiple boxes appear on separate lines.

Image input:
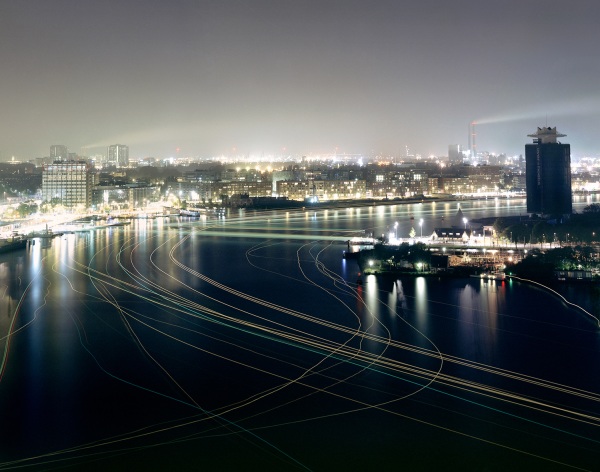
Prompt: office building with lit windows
<box><xmin>107</xmin><ymin>144</ymin><xmax>129</xmax><ymax>167</ymax></box>
<box><xmin>42</xmin><ymin>161</ymin><xmax>94</xmax><ymax>208</ymax></box>
<box><xmin>50</xmin><ymin>145</ymin><xmax>68</xmax><ymax>161</ymax></box>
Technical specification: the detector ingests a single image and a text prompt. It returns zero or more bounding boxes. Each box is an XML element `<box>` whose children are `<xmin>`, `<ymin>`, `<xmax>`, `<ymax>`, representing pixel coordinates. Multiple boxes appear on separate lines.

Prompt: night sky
<box><xmin>2</xmin><ymin>0</ymin><xmax>600</xmax><ymax>160</ymax></box>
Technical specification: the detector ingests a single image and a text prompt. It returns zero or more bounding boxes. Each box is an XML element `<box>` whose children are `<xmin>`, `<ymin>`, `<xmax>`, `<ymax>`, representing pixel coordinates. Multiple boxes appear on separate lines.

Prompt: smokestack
<box><xmin>469</xmin><ymin>121</ymin><xmax>477</xmax><ymax>159</ymax></box>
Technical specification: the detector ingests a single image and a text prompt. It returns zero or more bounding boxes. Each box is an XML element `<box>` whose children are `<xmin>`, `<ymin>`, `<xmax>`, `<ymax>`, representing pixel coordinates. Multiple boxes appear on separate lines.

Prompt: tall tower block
<box><xmin>50</xmin><ymin>145</ymin><xmax>68</xmax><ymax>161</ymax></box>
<box><xmin>525</xmin><ymin>127</ymin><xmax>572</xmax><ymax>216</ymax></box>
<box><xmin>107</xmin><ymin>144</ymin><xmax>129</xmax><ymax>168</ymax></box>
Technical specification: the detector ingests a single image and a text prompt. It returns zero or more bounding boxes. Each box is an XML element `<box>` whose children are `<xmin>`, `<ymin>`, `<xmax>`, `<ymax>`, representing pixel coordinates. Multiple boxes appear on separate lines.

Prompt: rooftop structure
<box><xmin>527</xmin><ymin>126</ymin><xmax>566</xmax><ymax>144</ymax></box>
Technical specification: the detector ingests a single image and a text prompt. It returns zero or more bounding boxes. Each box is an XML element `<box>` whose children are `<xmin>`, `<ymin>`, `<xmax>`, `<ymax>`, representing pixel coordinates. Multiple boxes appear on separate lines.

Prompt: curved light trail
<box><xmin>0</xmin><ymin>202</ymin><xmax>598</xmax><ymax>471</ymax></box>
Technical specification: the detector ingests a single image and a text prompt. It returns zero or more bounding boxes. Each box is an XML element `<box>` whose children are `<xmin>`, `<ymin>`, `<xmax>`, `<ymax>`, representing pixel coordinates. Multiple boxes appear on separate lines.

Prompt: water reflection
<box><xmin>364</xmin><ymin>274</ymin><xmax>379</xmax><ymax>319</ymax></box>
<box><xmin>396</xmin><ymin>280</ymin><xmax>408</xmax><ymax>313</ymax></box>
<box><xmin>0</xmin><ymin>203</ymin><xmax>598</xmax><ymax>471</ymax></box>
<box><xmin>0</xmin><ymin>255</ymin><xmax>26</xmax><ymax>308</ymax></box>
<box><xmin>414</xmin><ymin>277</ymin><xmax>428</xmax><ymax>331</ymax></box>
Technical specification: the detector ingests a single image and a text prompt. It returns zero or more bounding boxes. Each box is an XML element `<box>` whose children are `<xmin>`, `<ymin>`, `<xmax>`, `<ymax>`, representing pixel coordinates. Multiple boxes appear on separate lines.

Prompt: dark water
<box><xmin>0</xmin><ymin>199</ymin><xmax>599</xmax><ymax>471</ymax></box>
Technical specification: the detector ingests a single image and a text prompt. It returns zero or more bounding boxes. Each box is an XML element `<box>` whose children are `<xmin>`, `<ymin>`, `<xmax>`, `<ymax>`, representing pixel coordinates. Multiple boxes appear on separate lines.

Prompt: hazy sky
<box><xmin>2</xmin><ymin>0</ymin><xmax>600</xmax><ymax>160</ymax></box>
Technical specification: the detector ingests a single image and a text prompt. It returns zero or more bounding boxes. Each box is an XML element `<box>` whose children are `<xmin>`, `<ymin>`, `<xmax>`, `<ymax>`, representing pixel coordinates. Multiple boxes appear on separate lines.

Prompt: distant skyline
<box><xmin>2</xmin><ymin>0</ymin><xmax>600</xmax><ymax>160</ymax></box>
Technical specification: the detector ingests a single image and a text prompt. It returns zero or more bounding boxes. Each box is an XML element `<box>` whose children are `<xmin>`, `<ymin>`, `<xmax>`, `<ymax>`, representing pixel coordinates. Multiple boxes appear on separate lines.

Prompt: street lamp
<box><xmin>419</xmin><ymin>219</ymin><xmax>423</xmax><ymax>238</ymax></box>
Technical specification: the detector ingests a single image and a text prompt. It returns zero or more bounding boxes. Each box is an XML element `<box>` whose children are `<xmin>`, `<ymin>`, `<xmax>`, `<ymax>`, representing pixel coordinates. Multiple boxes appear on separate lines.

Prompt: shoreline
<box><xmin>356</xmin><ymin>266</ymin><xmax>600</xmax><ymax>321</ymax></box>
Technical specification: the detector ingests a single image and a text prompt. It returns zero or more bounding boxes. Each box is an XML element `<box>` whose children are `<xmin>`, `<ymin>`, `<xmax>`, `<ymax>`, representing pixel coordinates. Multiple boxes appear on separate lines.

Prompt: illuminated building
<box><xmin>91</xmin><ymin>185</ymin><xmax>161</xmax><ymax>210</ymax></box>
<box><xmin>525</xmin><ymin>127</ymin><xmax>572</xmax><ymax>216</ymax></box>
<box><xmin>217</xmin><ymin>180</ymin><xmax>273</xmax><ymax>199</ymax></box>
<box><xmin>276</xmin><ymin>180</ymin><xmax>366</xmax><ymax>201</ymax></box>
<box><xmin>448</xmin><ymin>144</ymin><xmax>463</xmax><ymax>164</ymax></box>
<box><xmin>42</xmin><ymin>161</ymin><xmax>94</xmax><ymax>208</ymax></box>
<box><xmin>50</xmin><ymin>145</ymin><xmax>68</xmax><ymax>161</ymax></box>
<box><xmin>107</xmin><ymin>144</ymin><xmax>129</xmax><ymax>167</ymax></box>
<box><xmin>366</xmin><ymin>170</ymin><xmax>428</xmax><ymax>198</ymax></box>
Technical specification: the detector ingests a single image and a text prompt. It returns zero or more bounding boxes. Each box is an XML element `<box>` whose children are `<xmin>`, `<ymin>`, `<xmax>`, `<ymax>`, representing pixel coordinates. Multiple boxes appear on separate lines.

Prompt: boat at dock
<box><xmin>0</xmin><ymin>236</ymin><xmax>28</xmax><ymax>254</ymax></box>
<box><xmin>471</xmin><ymin>271</ymin><xmax>507</xmax><ymax>281</ymax></box>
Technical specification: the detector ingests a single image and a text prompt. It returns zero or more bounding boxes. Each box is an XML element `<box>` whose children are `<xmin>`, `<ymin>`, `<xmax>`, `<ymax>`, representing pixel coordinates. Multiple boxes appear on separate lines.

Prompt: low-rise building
<box><xmin>430</xmin><ymin>228</ymin><xmax>472</xmax><ymax>243</ymax></box>
<box><xmin>91</xmin><ymin>184</ymin><xmax>161</xmax><ymax>211</ymax></box>
<box><xmin>276</xmin><ymin>179</ymin><xmax>366</xmax><ymax>201</ymax></box>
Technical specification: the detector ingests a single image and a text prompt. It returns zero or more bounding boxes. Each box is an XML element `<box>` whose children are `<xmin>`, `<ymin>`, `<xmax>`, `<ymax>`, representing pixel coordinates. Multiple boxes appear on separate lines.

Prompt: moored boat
<box><xmin>0</xmin><ymin>237</ymin><xmax>27</xmax><ymax>254</ymax></box>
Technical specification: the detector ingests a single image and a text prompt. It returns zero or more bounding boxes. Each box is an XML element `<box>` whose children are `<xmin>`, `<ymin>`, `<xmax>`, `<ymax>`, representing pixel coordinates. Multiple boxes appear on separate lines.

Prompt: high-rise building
<box><xmin>107</xmin><ymin>144</ymin><xmax>129</xmax><ymax>167</ymax></box>
<box><xmin>525</xmin><ymin>127</ymin><xmax>572</xmax><ymax>216</ymax></box>
<box><xmin>50</xmin><ymin>145</ymin><xmax>68</xmax><ymax>161</ymax></box>
<box><xmin>42</xmin><ymin>161</ymin><xmax>94</xmax><ymax>208</ymax></box>
<box><xmin>448</xmin><ymin>144</ymin><xmax>463</xmax><ymax>163</ymax></box>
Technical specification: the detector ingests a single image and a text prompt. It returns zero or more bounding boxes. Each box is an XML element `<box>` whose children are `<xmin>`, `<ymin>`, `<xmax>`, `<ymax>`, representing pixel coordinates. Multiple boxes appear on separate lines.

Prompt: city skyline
<box><xmin>2</xmin><ymin>1</ymin><xmax>600</xmax><ymax>160</ymax></box>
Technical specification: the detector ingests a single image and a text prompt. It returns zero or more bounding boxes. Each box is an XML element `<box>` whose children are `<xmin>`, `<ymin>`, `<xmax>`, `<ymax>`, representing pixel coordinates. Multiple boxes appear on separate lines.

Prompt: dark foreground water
<box><xmin>0</xmin><ymin>199</ymin><xmax>599</xmax><ymax>471</ymax></box>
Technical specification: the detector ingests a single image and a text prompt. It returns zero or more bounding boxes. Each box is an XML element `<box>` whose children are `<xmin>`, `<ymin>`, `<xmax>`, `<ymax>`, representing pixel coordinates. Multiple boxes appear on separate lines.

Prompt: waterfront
<box><xmin>0</xmin><ymin>198</ymin><xmax>599</xmax><ymax>471</ymax></box>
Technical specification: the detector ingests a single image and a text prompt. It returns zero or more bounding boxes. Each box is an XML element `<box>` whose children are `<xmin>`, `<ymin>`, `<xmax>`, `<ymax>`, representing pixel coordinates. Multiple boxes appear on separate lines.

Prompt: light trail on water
<box><xmin>0</xmin><ymin>202</ymin><xmax>598</xmax><ymax>471</ymax></box>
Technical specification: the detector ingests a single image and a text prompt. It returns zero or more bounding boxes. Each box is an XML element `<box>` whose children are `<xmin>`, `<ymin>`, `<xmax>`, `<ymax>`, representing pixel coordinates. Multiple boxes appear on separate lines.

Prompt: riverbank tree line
<box><xmin>493</xmin><ymin>204</ymin><xmax>600</xmax><ymax>245</ymax></box>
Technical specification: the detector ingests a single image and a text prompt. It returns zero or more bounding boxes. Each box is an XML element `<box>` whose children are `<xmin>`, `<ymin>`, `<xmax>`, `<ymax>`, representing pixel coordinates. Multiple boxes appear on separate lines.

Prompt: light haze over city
<box><xmin>2</xmin><ymin>0</ymin><xmax>600</xmax><ymax>160</ymax></box>
<box><xmin>2</xmin><ymin>3</ymin><xmax>600</xmax><ymax>470</ymax></box>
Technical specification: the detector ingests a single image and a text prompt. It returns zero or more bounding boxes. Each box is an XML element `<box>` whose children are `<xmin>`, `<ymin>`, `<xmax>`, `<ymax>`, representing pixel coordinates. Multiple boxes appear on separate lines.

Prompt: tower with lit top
<box><xmin>525</xmin><ymin>126</ymin><xmax>572</xmax><ymax>216</ymax></box>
